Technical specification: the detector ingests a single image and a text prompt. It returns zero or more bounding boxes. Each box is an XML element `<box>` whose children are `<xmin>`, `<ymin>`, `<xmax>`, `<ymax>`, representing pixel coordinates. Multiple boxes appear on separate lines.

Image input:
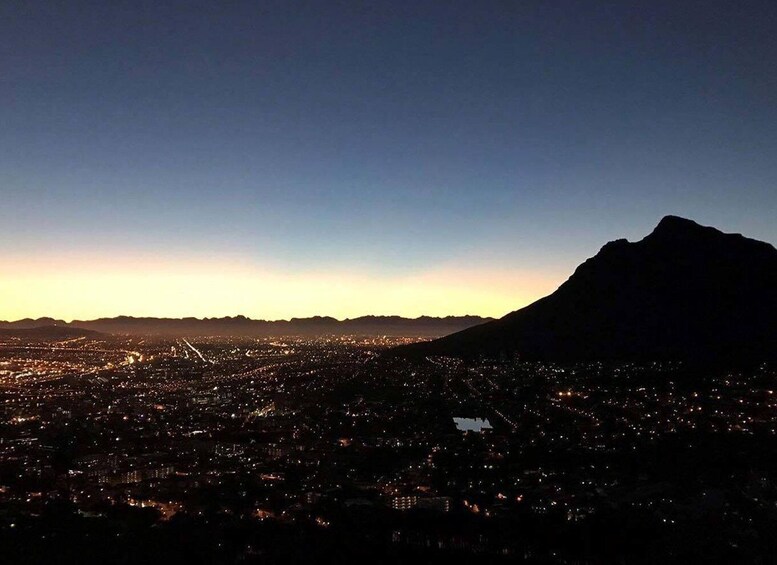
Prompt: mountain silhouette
<box><xmin>0</xmin><ymin>325</ymin><xmax>101</xmax><ymax>339</ymax></box>
<box><xmin>393</xmin><ymin>216</ymin><xmax>777</xmax><ymax>362</ymax></box>
<box><xmin>0</xmin><ymin>315</ymin><xmax>491</xmax><ymax>338</ymax></box>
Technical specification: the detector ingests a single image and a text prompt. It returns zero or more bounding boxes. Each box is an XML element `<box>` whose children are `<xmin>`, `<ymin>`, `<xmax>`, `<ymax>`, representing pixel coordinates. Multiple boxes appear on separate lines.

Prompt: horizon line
<box><xmin>0</xmin><ymin>313</ymin><xmax>498</xmax><ymax>325</ymax></box>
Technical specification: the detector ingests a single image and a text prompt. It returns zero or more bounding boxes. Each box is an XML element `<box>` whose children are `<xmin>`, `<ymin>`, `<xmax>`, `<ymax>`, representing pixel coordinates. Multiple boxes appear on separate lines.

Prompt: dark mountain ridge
<box><xmin>393</xmin><ymin>216</ymin><xmax>777</xmax><ymax>362</ymax></box>
<box><xmin>0</xmin><ymin>325</ymin><xmax>101</xmax><ymax>340</ymax></box>
<box><xmin>0</xmin><ymin>315</ymin><xmax>491</xmax><ymax>338</ymax></box>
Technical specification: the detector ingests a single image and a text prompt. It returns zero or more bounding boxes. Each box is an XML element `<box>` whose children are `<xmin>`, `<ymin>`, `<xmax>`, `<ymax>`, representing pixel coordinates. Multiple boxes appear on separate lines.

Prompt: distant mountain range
<box><xmin>0</xmin><ymin>315</ymin><xmax>492</xmax><ymax>338</ymax></box>
<box><xmin>0</xmin><ymin>325</ymin><xmax>102</xmax><ymax>339</ymax></box>
<box><xmin>393</xmin><ymin>216</ymin><xmax>777</xmax><ymax>363</ymax></box>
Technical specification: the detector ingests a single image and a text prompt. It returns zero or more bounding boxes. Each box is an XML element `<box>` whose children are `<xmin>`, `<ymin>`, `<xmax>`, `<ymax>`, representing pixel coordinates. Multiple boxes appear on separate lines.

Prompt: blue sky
<box><xmin>1</xmin><ymin>1</ymin><xmax>776</xmax><ymax>319</ymax></box>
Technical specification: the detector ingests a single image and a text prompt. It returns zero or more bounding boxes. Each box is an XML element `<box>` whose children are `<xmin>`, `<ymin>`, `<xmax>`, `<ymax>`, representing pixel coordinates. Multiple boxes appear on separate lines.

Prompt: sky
<box><xmin>1</xmin><ymin>0</ymin><xmax>776</xmax><ymax>321</ymax></box>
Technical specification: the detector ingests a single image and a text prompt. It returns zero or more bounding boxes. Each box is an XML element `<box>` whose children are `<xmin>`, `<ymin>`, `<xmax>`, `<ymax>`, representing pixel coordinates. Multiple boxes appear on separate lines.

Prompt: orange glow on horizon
<box><xmin>0</xmin><ymin>252</ymin><xmax>566</xmax><ymax>322</ymax></box>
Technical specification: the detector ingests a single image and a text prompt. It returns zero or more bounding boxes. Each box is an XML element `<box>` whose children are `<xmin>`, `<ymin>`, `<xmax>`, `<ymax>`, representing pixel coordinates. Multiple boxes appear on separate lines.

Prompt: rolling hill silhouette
<box><xmin>0</xmin><ymin>325</ymin><xmax>101</xmax><ymax>340</ymax></box>
<box><xmin>0</xmin><ymin>315</ymin><xmax>490</xmax><ymax>338</ymax></box>
<box><xmin>393</xmin><ymin>216</ymin><xmax>777</xmax><ymax>362</ymax></box>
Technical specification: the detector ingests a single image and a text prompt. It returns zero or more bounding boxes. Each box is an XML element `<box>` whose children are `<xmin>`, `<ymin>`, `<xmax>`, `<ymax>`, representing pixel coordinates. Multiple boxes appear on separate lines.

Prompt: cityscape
<box><xmin>3</xmin><ymin>1</ymin><xmax>777</xmax><ymax>562</ymax></box>
<box><xmin>2</xmin><ymin>330</ymin><xmax>777</xmax><ymax>562</ymax></box>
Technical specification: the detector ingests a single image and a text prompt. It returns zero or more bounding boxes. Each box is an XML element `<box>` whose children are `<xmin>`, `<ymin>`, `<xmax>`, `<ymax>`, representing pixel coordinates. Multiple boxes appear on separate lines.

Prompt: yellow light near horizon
<box><xmin>0</xmin><ymin>255</ymin><xmax>563</xmax><ymax>322</ymax></box>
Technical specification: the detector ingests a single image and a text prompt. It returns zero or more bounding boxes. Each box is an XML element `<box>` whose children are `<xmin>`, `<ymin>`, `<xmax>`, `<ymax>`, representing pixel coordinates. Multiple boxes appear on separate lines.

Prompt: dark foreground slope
<box><xmin>394</xmin><ymin>216</ymin><xmax>777</xmax><ymax>362</ymax></box>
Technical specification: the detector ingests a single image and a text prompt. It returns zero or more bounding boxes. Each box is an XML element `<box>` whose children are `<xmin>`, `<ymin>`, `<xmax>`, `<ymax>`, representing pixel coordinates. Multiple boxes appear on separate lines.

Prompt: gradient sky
<box><xmin>2</xmin><ymin>1</ymin><xmax>776</xmax><ymax>320</ymax></box>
